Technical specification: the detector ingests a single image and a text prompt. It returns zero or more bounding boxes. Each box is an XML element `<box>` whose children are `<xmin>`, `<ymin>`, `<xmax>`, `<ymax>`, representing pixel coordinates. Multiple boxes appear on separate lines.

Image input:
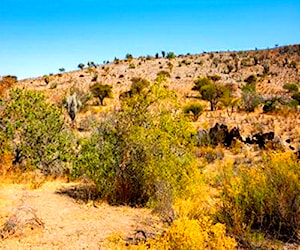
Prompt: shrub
<box><xmin>215</xmin><ymin>153</ymin><xmax>300</xmax><ymax>242</ymax></box>
<box><xmin>90</xmin><ymin>83</ymin><xmax>113</xmax><ymax>106</ymax></box>
<box><xmin>243</xmin><ymin>75</ymin><xmax>257</xmax><ymax>92</ymax></box>
<box><xmin>166</xmin><ymin>52</ymin><xmax>176</xmax><ymax>59</ymax></box>
<box><xmin>241</xmin><ymin>90</ymin><xmax>262</xmax><ymax>112</ymax></box>
<box><xmin>283</xmin><ymin>83</ymin><xmax>299</xmax><ymax>92</ymax></box>
<box><xmin>183</xmin><ymin>103</ymin><xmax>203</xmax><ymax>121</ymax></box>
<box><xmin>128</xmin><ymin>63</ymin><xmax>135</xmax><ymax>69</ymax></box>
<box><xmin>142</xmin><ymin>217</ymin><xmax>236</xmax><ymax>250</ymax></box>
<box><xmin>291</xmin><ymin>92</ymin><xmax>300</xmax><ymax>105</ymax></box>
<box><xmin>73</xmin><ymin>81</ymin><xmax>194</xmax><ymax>205</ymax></box>
<box><xmin>1</xmin><ymin>89</ymin><xmax>74</xmax><ymax>175</ymax></box>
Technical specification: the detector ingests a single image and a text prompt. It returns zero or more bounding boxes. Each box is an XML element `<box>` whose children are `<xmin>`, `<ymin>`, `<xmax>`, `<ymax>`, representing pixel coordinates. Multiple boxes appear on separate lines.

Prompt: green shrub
<box><xmin>243</xmin><ymin>75</ymin><xmax>257</xmax><ymax>92</ymax></box>
<box><xmin>73</xmin><ymin>81</ymin><xmax>194</xmax><ymax>205</ymax></box>
<box><xmin>215</xmin><ymin>153</ymin><xmax>300</xmax><ymax>242</ymax></box>
<box><xmin>291</xmin><ymin>92</ymin><xmax>300</xmax><ymax>105</ymax></box>
<box><xmin>1</xmin><ymin>89</ymin><xmax>74</xmax><ymax>175</ymax></box>
<box><xmin>183</xmin><ymin>103</ymin><xmax>203</xmax><ymax>121</ymax></box>
<box><xmin>283</xmin><ymin>83</ymin><xmax>299</xmax><ymax>92</ymax></box>
<box><xmin>166</xmin><ymin>52</ymin><xmax>176</xmax><ymax>59</ymax></box>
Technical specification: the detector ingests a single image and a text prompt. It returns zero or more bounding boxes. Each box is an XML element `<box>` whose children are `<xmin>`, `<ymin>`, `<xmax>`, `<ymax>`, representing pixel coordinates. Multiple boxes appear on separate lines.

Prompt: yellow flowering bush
<box><xmin>215</xmin><ymin>152</ymin><xmax>300</xmax><ymax>241</ymax></box>
<box><xmin>141</xmin><ymin>217</ymin><xmax>236</xmax><ymax>250</ymax></box>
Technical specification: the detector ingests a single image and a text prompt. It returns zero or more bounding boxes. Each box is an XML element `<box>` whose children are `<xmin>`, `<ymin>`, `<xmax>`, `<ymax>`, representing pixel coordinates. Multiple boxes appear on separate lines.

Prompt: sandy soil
<box><xmin>0</xmin><ymin>181</ymin><xmax>162</xmax><ymax>249</ymax></box>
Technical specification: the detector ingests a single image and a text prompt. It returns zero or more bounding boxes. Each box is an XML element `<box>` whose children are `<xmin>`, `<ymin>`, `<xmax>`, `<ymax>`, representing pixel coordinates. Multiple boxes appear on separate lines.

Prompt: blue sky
<box><xmin>0</xmin><ymin>0</ymin><xmax>299</xmax><ymax>79</ymax></box>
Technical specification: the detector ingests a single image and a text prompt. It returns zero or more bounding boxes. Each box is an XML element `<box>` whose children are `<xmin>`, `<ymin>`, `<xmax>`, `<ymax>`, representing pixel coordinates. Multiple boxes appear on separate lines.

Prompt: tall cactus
<box><xmin>66</xmin><ymin>93</ymin><xmax>82</xmax><ymax>121</ymax></box>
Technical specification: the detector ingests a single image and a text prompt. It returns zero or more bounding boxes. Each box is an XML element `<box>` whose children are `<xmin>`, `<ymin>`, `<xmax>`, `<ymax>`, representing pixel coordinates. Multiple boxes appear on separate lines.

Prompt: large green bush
<box><xmin>0</xmin><ymin>89</ymin><xmax>74</xmax><ymax>175</ymax></box>
<box><xmin>73</xmin><ymin>81</ymin><xmax>195</xmax><ymax>205</ymax></box>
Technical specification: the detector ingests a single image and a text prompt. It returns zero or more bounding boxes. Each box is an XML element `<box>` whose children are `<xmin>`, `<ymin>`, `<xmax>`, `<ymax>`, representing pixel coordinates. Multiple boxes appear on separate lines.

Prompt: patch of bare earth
<box><xmin>0</xmin><ymin>181</ymin><xmax>163</xmax><ymax>249</ymax></box>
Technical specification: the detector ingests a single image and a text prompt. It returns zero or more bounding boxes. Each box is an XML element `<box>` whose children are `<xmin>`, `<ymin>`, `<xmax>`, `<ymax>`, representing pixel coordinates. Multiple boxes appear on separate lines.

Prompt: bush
<box><xmin>283</xmin><ymin>83</ymin><xmax>299</xmax><ymax>92</ymax></box>
<box><xmin>241</xmin><ymin>90</ymin><xmax>262</xmax><ymax>112</ymax></box>
<box><xmin>166</xmin><ymin>52</ymin><xmax>176</xmax><ymax>59</ymax></box>
<box><xmin>1</xmin><ymin>89</ymin><xmax>74</xmax><ymax>176</ymax></box>
<box><xmin>142</xmin><ymin>217</ymin><xmax>236</xmax><ymax>250</ymax></box>
<box><xmin>183</xmin><ymin>103</ymin><xmax>203</xmax><ymax>121</ymax></box>
<box><xmin>243</xmin><ymin>75</ymin><xmax>257</xmax><ymax>92</ymax></box>
<box><xmin>73</xmin><ymin>81</ymin><xmax>195</xmax><ymax>205</ymax></box>
<box><xmin>215</xmin><ymin>153</ymin><xmax>300</xmax><ymax>242</ymax></box>
<box><xmin>291</xmin><ymin>92</ymin><xmax>300</xmax><ymax>105</ymax></box>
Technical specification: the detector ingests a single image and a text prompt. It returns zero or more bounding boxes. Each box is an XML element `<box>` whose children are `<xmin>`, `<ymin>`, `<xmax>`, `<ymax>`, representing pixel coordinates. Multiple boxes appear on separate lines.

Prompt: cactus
<box><xmin>66</xmin><ymin>93</ymin><xmax>82</xmax><ymax>121</ymax></box>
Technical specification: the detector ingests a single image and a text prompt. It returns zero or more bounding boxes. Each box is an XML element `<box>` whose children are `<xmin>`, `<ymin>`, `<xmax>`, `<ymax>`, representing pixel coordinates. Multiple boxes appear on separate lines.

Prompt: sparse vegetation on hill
<box><xmin>0</xmin><ymin>45</ymin><xmax>299</xmax><ymax>248</ymax></box>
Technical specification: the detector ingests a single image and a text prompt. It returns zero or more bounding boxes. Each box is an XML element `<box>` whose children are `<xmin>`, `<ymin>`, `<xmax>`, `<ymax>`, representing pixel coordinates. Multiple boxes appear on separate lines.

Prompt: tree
<box><xmin>90</xmin><ymin>83</ymin><xmax>113</xmax><ymax>106</ymax></box>
<box><xmin>125</xmin><ymin>53</ymin><xmax>133</xmax><ymax>60</ymax></box>
<box><xmin>162</xmin><ymin>51</ymin><xmax>166</xmax><ymax>58</ymax></box>
<box><xmin>73</xmin><ymin>81</ymin><xmax>194</xmax><ymax>205</ymax></box>
<box><xmin>1</xmin><ymin>89</ymin><xmax>74</xmax><ymax>175</ymax></box>
<box><xmin>59</xmin><ymin>68</ymin><xmax>65</xmax><ymax>73</ymax></box>
<box><xmin>78</xmin><ymin>63</ymin><xmax>85</xmax><ymax>70</ymax></box>
<box><xmin>87</xmin><ymin>61</ymin><xmax>96</xmax><ymax>68</ymax></box>
<box><xmin>193</xmin><ymin>77</ymin><xmax>230</xmax><ymax>111</ymax></box>
<box><xmin>183</xmin><ymin>103</ymin><xmax>203</xmax><ymax>121</ymax></box>
<box><xmin>166</xmin><ymin>52</ymin><xmax>176</xmax><ymax>59</ymax></box>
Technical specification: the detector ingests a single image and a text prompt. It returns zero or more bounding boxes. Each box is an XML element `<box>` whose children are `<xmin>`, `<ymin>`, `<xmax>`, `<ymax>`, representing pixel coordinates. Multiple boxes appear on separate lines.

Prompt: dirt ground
<box><xmin>0</xmin><ymin>181</ymin><xmax>163</xmax><ymax>249</ymax></box>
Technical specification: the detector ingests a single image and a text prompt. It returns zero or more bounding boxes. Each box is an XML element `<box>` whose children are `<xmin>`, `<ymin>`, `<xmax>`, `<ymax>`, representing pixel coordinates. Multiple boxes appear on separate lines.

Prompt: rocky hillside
<box><xmin>18</xmin><ymin>45</ymin><xmax>300</xmax><ymax>104</ymax></box>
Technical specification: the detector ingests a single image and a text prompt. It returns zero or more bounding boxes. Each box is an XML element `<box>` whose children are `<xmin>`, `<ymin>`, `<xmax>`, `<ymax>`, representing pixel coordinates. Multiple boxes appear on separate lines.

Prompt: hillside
<box><xmin>17</xmin><ymin>45</ymin><xmax>300</xmax><ymax>147</ymax></box>
<box><xmin>1</xmin><ymin>45</ymin><xmax>300</xmax><ymax>249</ymax></box>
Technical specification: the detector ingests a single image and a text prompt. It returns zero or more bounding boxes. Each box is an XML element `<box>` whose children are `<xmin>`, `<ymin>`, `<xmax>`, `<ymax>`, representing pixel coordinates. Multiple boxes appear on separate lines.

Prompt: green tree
<box><xmin>74</xmin><ymin>81</ymin><xmax>194</xmax><ymax>205</ymax></box>
<box><xmin>193</xmin><ymin>77</ymin><xmax>230</xmax><ymax>111</ymax></box>
<box><xmin>0</xmin><ymin>89</ymin><xmax>74</xmax><ymax>175</ymax></box>
<box><xmin>90</xmin><ymin>83</ymin><xmax>113</xmax><ymax>106</ymax></box>
<box><xmin>78</xmin><ymin>63</ymin><xmax>85</xmax><ymax>70</ymax></box>
<box><xmin>125</xmin><ymin>53</ymin><xmax>133</xmax><ymax>60</ymax></box>
<box><xmin>59</xmin><ymin>68</ymin><xmax>65</xmax><ymax>73</ymax></box>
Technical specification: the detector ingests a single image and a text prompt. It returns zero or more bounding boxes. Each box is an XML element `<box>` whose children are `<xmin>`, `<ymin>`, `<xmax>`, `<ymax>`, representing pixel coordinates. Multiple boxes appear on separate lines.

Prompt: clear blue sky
<box><xmin>0</xmin><ymin>0</ymin><xmax>299</xmax><ymax>79</ymax></box>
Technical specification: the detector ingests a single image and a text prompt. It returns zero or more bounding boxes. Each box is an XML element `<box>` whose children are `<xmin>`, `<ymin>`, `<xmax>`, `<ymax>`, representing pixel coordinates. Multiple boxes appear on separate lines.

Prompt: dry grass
<box><xmin>0</xmin><ymin>180</ymin><xmax>164</xmax><ymax>249</ymax></box>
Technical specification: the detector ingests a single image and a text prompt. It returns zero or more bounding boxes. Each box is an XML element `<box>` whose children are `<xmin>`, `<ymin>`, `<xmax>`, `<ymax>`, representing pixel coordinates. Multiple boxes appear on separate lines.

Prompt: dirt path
<box><xmin>0</xmin><ymin>181</ymin><xmax>162</xmax><ymax>249</ymax></box>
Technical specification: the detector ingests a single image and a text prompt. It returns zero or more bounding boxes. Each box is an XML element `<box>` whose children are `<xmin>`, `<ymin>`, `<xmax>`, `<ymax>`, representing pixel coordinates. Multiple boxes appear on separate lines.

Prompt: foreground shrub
<box><xmin>1</xmin><ymin>89</ymin><xmax>74</xmax><ymax>175</ymax></box>
<box><xmin>73</xmin><ymin>81</ymin><xmax>195</xmax><ymax>205</ymax></box>
<box><xmin>141</xmin><ymin>217</ymin><xmax>236</xmax><ymax>250</ymax></box>
<box><xmin>215</xmin><ymin>153</ymin><xmax>300</xmax><ymax>242</ymax></box>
